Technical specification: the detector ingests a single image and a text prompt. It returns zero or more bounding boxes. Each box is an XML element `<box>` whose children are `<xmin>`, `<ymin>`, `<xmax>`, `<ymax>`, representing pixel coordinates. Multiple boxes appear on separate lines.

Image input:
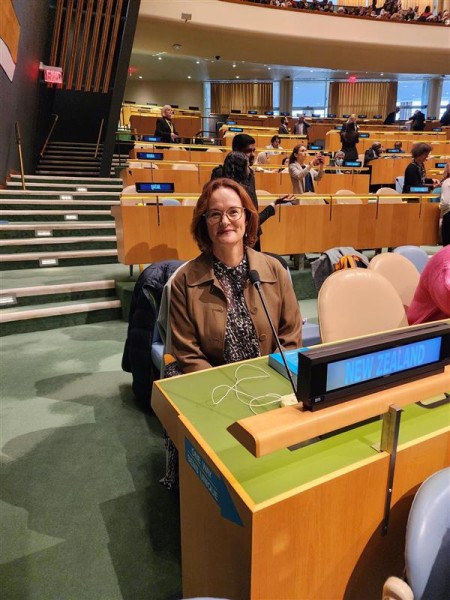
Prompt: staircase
<box><xmin>0</xmin><ymin>174</ymin><xmax>128</xmax><ymax>335</ymax></box>
<box><xmin>37</xmin><ymin>142</ymin><xmax>103</xmax><ymax>177</ymax></box>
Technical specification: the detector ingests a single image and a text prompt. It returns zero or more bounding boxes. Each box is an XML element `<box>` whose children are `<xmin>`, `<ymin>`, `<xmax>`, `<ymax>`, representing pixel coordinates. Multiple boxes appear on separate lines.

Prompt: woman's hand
<box><xmin>275</xmin><ymin>194</ymin><xmax>296</xmax><ymax>205</ymax></box>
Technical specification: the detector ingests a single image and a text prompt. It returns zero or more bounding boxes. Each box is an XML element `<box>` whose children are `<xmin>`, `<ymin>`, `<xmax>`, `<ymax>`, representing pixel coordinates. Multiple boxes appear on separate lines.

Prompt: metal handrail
<box><xmin>15</xmin><ymin>122</ymin><xmax>26</xmax><ymax>190</ymax></box>
<box><xmin>95</xmin><ymin>118</ymin><xmax>104</xmax><ymax>159</ymax></box>
<box><xmin>40</xmin><ymin>113</ymin><xmax>59</xmax><ymax>158</ymax></box>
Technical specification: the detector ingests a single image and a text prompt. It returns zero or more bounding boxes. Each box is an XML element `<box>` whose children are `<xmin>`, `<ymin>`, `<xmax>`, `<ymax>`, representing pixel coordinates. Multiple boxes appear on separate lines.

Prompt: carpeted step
<box><xmin>0</xmin><ymin>248</ymin><xmax>118</xmax><ymax>270</ymax></box>
<box><xmin>0</xmin><ymin>190</ymin><xmax>120</xmax><ymax>200</ymax></box>
<box><xmin>0</xmin><ymin>279</ymin><xmax>117</xmax><ymax>309</ymax></box>
<box><xmin>35</xmin><ymin>169</ymin><xmax>102</xmax><ymax>177</ymax></box>
<box><xmin>0</xmin><ymin>222</ymin><xmax>115</xmax><ymax>239</ymax></box>
<box><xmin>0</xmin><ymin>296</ymin><xmax>122</xmax><ymax>336</ymax></box>
<box><xmin>0</xmin><ymin>200</ymin><xmax>120</xmax><ymax>211</ymax></box>
<box><xmin>9</xmin><ymin>175</ymin><xmax>122</xmax><ymax>185</ymax></box>
<box><xmin>7</xmin><ymin>182</ymin><xmax>122</xmax><ymax>192</ymax></box>
<box><xmin>0</xmin><ymin>210</ymin><xmax>114</xmax><ymax>222</ymax></box>
<box><xmin>0</xmin><ymin>236</ymin><xmax>117</xmax><ymax>254</ymax></box>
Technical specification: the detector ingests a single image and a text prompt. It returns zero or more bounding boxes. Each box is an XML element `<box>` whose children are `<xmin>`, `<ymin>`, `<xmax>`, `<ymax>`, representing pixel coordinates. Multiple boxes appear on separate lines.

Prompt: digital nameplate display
<box><xmin>387</xmin><ymin>148</ymin><xmax>401</xmax><ymax>153</ymax></box>
<box><xmin>248</xmin><ymin>110</ymin><xmax>258</xmax><ymax>115</ymax></box>
<box><xmin>335</xmin><ymin>125</ymin><xmax>343</xmax><ymax>131</ymax></box>
<box><xmin>265</xmin><ymin>111</ymin><xmax>274</xmax><ymax>115</ymax></box>
<box><xmin>359</xmin><ymin>133</ymin><xmax>370</xmax><ymax>138</ymax></box>
<box><xmin>327</xmin><ymin>114</ymin><xmax>337</xmax><ymax>118</ymax></box>
<box><xmin>410</xmin><ymin>186</ymin><xmax>430</xmax><ymax>193</ymax></box>
<box><xmin>373</xmin><ymin>115</ymin><xmax>383</xmax><ymax>119</ymax></box>
<box><xmin>226</xmin><ymin>121</ymin><xmax>236</xmax><ymax>125</ymax></box>
<box><xmin>344</xmin><ymin>161</ymin><xmax>362</xmax><ymax>167</ymax></box>
<box><xmin>297</xmin><ymin>322</ymin><xmax>450</xmax><ymax>410</ymax></box>
<box><xmin>309</xmin><ymin>145</ymin><xmax>323</xmax><ymax>150</ymax></box>
<box><xmin>136</xmin><ymin>152</ymin><xmax>163</xmax><ymax>160</ymax></box>
<box><xmin>229</xmin><ymin>127</ymin><xmax>243</xmax><ymax>132</ymax></box>
<box><xmin>142</xmin><ymin>136</ymin><xmax>161</xmax><ymax>142</ymax></box>
<box><xmin>436</xmin><ymin>162</ymin><xmax>447</xmax><ymax>168</ymax></box>
<box><xmin>433</xmin><ymin>128</ymin><xmax>442</xmax><ymax>132</ymax></box>
<box><xmin>342</xmin><ymin>114</ymin><xmax>351</xmax><ymax>118</ymax></box>
<box><xmin>312</xmin><ymin>113</ymin><xmax>321</xmax><ymax>118</ymax></box>
<box><xmin>135</xmin><ymin>182</ymin><xmax>175</xmax><ymax>193</ymax></box>
<box><xmin>358</xmin><ymin>114</ymin><xmax>367</xmax><ymax>119</ymax></box>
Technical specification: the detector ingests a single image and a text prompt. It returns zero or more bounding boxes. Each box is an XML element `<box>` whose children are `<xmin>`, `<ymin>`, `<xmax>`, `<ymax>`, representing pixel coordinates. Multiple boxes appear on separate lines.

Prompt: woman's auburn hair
<box><xmin>191</xmin><ymin>178</ymin><xmax>259</xmax><ymax>252</ymax></box>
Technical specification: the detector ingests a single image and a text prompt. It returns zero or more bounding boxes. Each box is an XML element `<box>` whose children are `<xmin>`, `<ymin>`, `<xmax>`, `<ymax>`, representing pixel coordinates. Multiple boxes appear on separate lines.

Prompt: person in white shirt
<box><xmin>265</xmin><ymin>135</ymin><xmax>284</xmax><ymax>155</ymax></box>
<box><xmin>293</xmin><ymin>115</ymin><xmax>310</xmax><ymax>139</ymax></box>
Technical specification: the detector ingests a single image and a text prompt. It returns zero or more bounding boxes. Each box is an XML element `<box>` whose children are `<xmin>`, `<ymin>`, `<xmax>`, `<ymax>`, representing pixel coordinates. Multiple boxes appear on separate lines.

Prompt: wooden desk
<box><xmin>325</xmin><ymin>130</ymin><xmax>448</xmax><ymax>154</ymax></box>
<box><xmin>112</xmin><ymin>201</ymin><xmax>440</xmax><ymax>265</ymax></box>
<box><xmin>152</xmin><ymin>356</ymin><xmax>450</xmax><ymax>599</ymax></box>
<box><xmin>129</xmin><ymin>114</ymin><xmax>201</xmax><ymax>138</ymax></box>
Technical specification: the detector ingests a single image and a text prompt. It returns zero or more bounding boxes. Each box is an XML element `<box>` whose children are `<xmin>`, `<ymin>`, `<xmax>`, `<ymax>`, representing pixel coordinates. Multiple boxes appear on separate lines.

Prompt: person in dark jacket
<box><xmin>384</xmin><ymin>107</ymin><xmax>400</xmax><ymax>125</ymax></box>
<box><xmin>211</xmin><ymin>134</ymin><xmax>293</xmax><ymax>250</ymax></box>
<box><xmin>408</xmin><ymin>109</ymin><xmax>426</xmax><ymax>132</ymax></box>
<box><xmin>402</xmin><ymin>142</ymin><xmax>440</xmax><ymax>193</ymax></box>
<box><xmin>278</xmin><ymin>117</ymin><xmax>290</xmax><ymax>135</ymax></box>
<box><xmin>440</xmin><ymin>104</ymin><xmax>450</xmax><ymax>126</ymax></box>
<box><xmin>154</xmin><ymin>105</ymin><xmax>179</xmax><ymax>142</ymax></box>
<box><xmin>364</xmin><ymin>142</ymin><xmax>383</xmax><ymax>166</ymax></box>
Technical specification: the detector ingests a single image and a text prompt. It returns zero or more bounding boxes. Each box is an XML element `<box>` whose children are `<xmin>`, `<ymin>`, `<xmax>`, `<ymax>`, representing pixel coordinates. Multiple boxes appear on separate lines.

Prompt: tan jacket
<box><xmin>169</xmin><ymin>248</ymin><xmax>302</xmax><ymax>373</ymax></box>
<box><xmin>288</xmin><ymin>162</ymin><xmax>323</xmax><ymax>194</ymax></box>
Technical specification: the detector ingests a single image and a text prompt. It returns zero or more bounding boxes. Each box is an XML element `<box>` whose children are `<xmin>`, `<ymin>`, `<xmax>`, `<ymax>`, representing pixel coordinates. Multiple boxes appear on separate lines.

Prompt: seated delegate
<box><xmin>169</xmin><ymin>178</ymin><xmax>302</xmax><ymax>373</ymax></box>
<box><xmin>402</xmin><ymin>142</ymin><xmax>440</xmax><ymax>193</ymax></box>
<box><xmin>364</xmin><ymin>142</ymin><xmax>383</xmax><ymax>166</ymax></box>
<box><xmin>407</xmin><ymin>246</ymin><xmax>450</xmax><ymax>325</ymax></box>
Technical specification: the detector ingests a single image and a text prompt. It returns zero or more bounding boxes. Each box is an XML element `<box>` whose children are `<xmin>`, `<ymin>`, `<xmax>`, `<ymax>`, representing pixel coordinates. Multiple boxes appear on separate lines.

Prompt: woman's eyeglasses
<box><xmin>204</xmin><ymin>207</ymin><xmax>245</xmax><ymax>224</ymax></box>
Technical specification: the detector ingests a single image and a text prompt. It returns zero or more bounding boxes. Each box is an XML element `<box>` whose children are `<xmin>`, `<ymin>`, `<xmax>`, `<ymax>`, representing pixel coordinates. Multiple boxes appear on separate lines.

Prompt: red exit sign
<box><xmin>44</xmin><ymin>68</ymin><xmax>63</xmax><ymax>84</ymax></box>
<box><xmin>40</xmin><ymin>62</ymin><xmax>63</xmax><ymax>84</ymax></box>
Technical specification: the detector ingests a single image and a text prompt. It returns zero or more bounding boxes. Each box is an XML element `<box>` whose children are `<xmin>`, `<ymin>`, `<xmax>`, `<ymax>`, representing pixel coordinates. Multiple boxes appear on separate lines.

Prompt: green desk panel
<box><xmin>158</xmin><ymin>358</ymin><xmax>450</xmax><ymax>504</ymax></box>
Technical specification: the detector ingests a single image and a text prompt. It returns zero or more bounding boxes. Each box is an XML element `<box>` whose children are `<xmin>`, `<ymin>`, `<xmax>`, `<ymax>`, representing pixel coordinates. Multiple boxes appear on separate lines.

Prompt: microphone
<box><xmin>249</xmin><ymin>269</ymin><xmax>297</xmax><ymax>396</ymax></box>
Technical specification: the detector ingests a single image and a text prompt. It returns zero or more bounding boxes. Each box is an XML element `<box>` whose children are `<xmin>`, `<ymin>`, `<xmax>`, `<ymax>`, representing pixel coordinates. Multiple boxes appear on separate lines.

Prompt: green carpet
<box><xmin>0</xmin><ymin>321</ymin><xmax>182</xmax><ymax>600</ymax></box>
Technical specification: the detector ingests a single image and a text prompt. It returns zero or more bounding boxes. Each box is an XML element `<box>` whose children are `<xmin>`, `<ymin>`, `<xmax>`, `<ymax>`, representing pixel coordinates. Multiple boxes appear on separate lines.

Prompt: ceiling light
<box><xmin>380</xmin><ymin>73</ymin><xmax>384</xmax><ymax>76</ymax></box>
<box><xmin>232</xmin><ymin>64</ymin><xmax>236</xmax><ymax>68</ymax></box>
<box><xmin>236</xmin><ymin>76</ymin><xmax>240</xmax><ymax>79</ymax></box>
<box><xmin>158</xmin><ymin>57</ymin><xmax>162</xmax><ymax>61</ymax></box>
<box><xmin>173</xmin><ymin>43</ymin><xmax>182</xmax><ymax>51</ymax></box>
<box><xmin>345</xmin><ymin>71</ymin><xmax>349</xmax><ymax>75</ymax></box>
<box><xmin>196</xmin><ymin>60</ymin><xmax>200</xmax><ymax>64</ymax></box>
<box><xmin>187</xmin><ymin>75</ymin><xmax>191</xmax><ymax>79</ymax></box>
<box><xmin>138</xmin><ymin>76</ymin><xmax>142</xmax><ymax>79</ymax></box>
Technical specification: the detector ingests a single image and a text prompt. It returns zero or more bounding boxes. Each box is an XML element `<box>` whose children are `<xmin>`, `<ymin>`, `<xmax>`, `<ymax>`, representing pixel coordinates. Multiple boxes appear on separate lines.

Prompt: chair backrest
<box><xmin>166</xmin><ymin>146</ymin><xmax>186</xmax><ymax>151</ymax></box>
<box><xmin>122</xmin><ymin>184</ymin><xmax>136</xmax><ymax>194</ymax></box>
<box><xmin>318</xmin><ymin>269</ymin><xmax>408</xmax><ymax>343</ymax></box>
<box><xmin>335</xmin><ymin>189</ymin><xmax>355</xmax><ymax>195</ymax></box>
<box><xmin>377</xmin><ymin>187</ymin><xmax>400</xmax><ymax>195</ymax></box>
<box><xmin>256</xmin><ymin>189</ymin><xmax>271</xmax><ymax>195</ymax></box>
<box><xmin>172</xmin><ymin>163</ymin><xmax>198</xmax><ymax>171</ymax></box>
<box><xmin>181</xmin><ymin>198</ymin><xmax>197</xmax><ymax>206</ymax></box>
<box><xmin>299</xmin><ymin>197</ymin><xmax>326</xmax><ymax>205</ymax></box>
<box><xmin>405</xmin><ymin>468</ymin><xmax>450</xmax><ymax>600</ymax></box>
<box><xmin>334</xmin><ymin>196</ymin><xmax>362</xmax><ymax>204</ymax></box>
<box><xmin>393</xmin><ymin>245</ymin><xmax>429</xmax><ymax>274</ymax></box>
<box><xmin>161</xmin><ymin>198</ymin><xmax>181</xmax><ymax>206</ymax></box>
<box><xmin>369</xmin><ymin>252</ymin><xmax>420</xmax><ymax>309</ymax></box>
<box><xmin>377</xmin><ymin>195</ymin><xmax>403</xmax><ymax>204</ymax></box>
<box><xmin>395</xmin><ymin>176</ymin><xmax>405</xmax><ymax>194</ymax></box>
<box><xmin>358</xmin><ymin>153</ymin><xmax>365</xmax><ymax>165</ymax></box>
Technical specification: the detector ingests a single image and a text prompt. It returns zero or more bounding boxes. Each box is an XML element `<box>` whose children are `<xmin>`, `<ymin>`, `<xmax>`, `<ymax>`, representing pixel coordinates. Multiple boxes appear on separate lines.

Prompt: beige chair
<box><xmin>171</xmin><ymin>163</ymin><xmax>198</xmax><ymax>171</ymax></box>
<box><xmin>256</xmin><ymin>189</ymin><xmax>271</xmax><ymax>195</ymax></box>
<box><xmin>369</xmin><ymin>252</ymin><xmax>420</xmax><ymax>310</ymax></box>
<box><xmin>334</xmin><ymin>196</ymin><xmax>362</xmax><ymax>204</ymax></box>
<box><xmin>381</xmin><ymin>576</ymin><xmax>413</xmax><ymax>600</ymax></box>
<box><xmin>166</xmin><ymin>146</ymin><xmax>187</xmax><ymax>152</ymax></box>
<box><xmin>377</xmin><ymin>187</ymin><xmax>400</xmax><ymax>195</ymax></box>
<box><xmin>181</xmin><ymin>198</ymin><xmax>198</xmax><ymax>206</ymax></box>
<box><xmin>122</xmin><ymin>184</ymin><xmax>137</xmax><ymax>194</ymax></box>
<box><xmin>335</xmin><ymin>189</ymin><xmax>355</xmax><ymax>195</ymax></box>
<box><xmin>376</xmin><ymin>188</ymin><xmax>403</xmax><ymax>204</ymax></box>
<box><xmin>358</xmin><ymin>153</ymin><xmax>365</xmax><ymax>165</ymax></box>
<box><xmin>318</xmin><ymin>269</ymin><xmax>408</xmax><ymax>343</ymax></box>
<box><xmin>299</xmin><ymin>197</ymin><xmax>326</xmax><ymax>205</ymax></box>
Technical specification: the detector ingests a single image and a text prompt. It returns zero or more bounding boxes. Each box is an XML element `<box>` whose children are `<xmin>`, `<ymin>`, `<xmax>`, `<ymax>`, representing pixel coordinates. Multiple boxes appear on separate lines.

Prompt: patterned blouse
<box><xmin>213</xmin><ymin>254</ymin><xmax>261</xmax><ymax>364</ymax></box>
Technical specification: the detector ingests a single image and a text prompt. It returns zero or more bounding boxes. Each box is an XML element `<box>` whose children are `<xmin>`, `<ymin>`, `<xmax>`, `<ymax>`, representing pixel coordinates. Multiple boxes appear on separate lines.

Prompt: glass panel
<box><xmin>397</xmin><ymin>80</ymin><xmax>428</xmax><ymax>119</ymax></box>
<box><xmin>292</xmin><ymin>81</ymin><xmax>328</xmax><ymax>115</ymax></box>
<box><xmin>440</xmin><ymin>79</ymin><xmax>450</xmax><ymax>118</ymax></box>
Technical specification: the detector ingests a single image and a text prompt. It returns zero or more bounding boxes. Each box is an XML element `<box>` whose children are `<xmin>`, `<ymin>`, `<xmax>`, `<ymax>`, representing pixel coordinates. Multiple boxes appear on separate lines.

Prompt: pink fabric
<box><xmin>407</xmin><ymin>247</ymin><xmax>450</xmax><ymax>325</ymax></box>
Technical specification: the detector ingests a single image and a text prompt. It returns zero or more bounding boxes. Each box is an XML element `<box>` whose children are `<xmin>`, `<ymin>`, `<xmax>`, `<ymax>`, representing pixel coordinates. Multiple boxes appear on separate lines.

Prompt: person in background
<box><xmin>340</xmin><ymin>117</ymin><xmax>359</xmax><ymax>162</ymax></box>
<box><xmin>384</xmin><ymin>106</ymin><xmax>400</xmax><ymax>125</ymax></box>
<box><xmin>278</xmin><ymin>156</ymin><xmax>290</xmax><ymax>173</ymax></box>
<box><xmin>331</xmin><ymin>150</ymin><xmax>346</xmax><ymax>173</ymax></box>
<box><xmin>408</xmin><ymin>109</ymin><xmax>426</xmax><ymax>131</ymax></box>
<box><xmin>402</xmin><ymin>142</ymin><xmax>440</xmax><ymax>193</ymax></box>
<box><xmin>265</xmin><ymin>135</ymin><xmax>284</xmax><ymax>154</ymax></box>
<box><xmin>288</xmin><ymin>145</ymin><xmax>324</xmax><ymax>194</ymax></box>
<box><xmin>440</xmin><ymin>104</ymin><xmax>450</xmax><ymax>127</ymax></box>
<box><xmin>211</xmin><ymin>146</ymin><xmax>293</xmax><ymax>250</ymax></box>
<box><xmin>394</xmin><ymin>141</ymin><xmax>405</xmax><ymax>153</ymax></box>
<box><xmin>169</xmin><ymin>178</ymin><xmax>302</xmax><ymax>373</ymax></box>
<box><xmin>278</xmin><ymin>116</ymin><xmax>290</xmax><ymax>134</ymax></box>
<box><xmin>418</xmin><ymin>5</ymin><xmax>433</xmax><ymax>21</ymax></box>
<box><xmin>364</xmin><ymin>142</ymin><xmax>383</xmax><ymax>166</ymax></box>
<box><xmin>293</xmin><ymin>115</ymin><xmax>310</xmax><ymax>138</ymax></box>
<box><xmin>439</xmin><ymin>161</ymin><xmax>450</xmax><ymax>246</ymax></box>
<box><xmin>154</xmin><ymin>105</ymin><xmax>179</xmax><ymax>142</ymax></box>
<box><xmin>407</xmin><ymin>246</ymin><xmax>450</xmax><ymax>325</ymax></box>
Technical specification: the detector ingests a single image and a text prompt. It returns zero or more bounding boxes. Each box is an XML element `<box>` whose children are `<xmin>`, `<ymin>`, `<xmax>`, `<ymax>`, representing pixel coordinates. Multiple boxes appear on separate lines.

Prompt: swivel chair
<box><xmin>369</xmin><ymin>252</ymin><xmax>420</xmax><ymax>310</ymax></box>
<box><xmin>393</xmin><ymin>246</ymin><xmax>429</xmax><ymax>274</ymax></box>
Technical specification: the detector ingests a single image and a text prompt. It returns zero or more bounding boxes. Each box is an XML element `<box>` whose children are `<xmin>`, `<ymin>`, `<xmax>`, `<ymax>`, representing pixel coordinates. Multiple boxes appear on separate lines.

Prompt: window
<box><xmin>440</xmin><ymin>79</ymin><xmax>450</xmax><ymax>118</ymax></box>
<box><xmin>397</xmin><ymin>80</ymin><xmax>428</xmax><ymax>119</ymax></box>
<box><xmin>292</xmin><ymin>81</ymin><xmax>328</xmax><ymax>116</ymax></box>
<box><xmin>273</xmin><ymin>81</ymin><xmax>280</xmax><ymax>116</ymax></box>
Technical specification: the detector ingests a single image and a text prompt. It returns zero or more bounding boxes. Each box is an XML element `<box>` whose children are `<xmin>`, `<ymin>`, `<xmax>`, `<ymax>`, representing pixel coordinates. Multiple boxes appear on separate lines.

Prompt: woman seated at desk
<box><xmin>169</xmin><ymin>178</ymin><xmax>302</xmax><ymax>374</ymax></box>
<box><xmin>402</xmin><ymin>142</ymin><xmax>440</xmax><ymax>193</ymax></box>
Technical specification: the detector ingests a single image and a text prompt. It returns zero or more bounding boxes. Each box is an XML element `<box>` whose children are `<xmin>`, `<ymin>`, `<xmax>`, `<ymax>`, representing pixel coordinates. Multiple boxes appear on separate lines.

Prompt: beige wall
<box><xmin>124</xmin><ymin>80</ymin><xmax>204</xmax><ymax>112</ymax></box>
